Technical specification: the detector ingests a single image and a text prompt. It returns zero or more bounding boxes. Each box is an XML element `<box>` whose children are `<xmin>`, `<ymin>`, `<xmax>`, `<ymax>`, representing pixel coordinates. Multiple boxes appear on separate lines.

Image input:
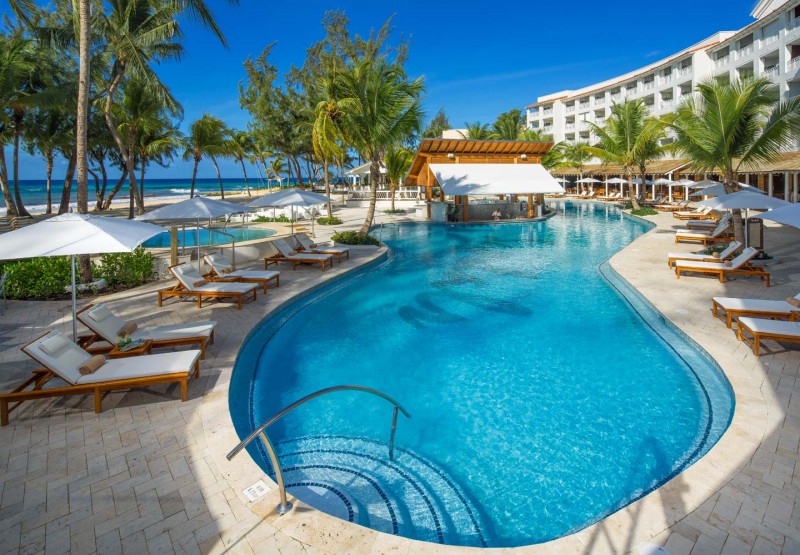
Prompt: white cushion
<box><xmin>39</xmin><ymin>334</ymin><xmax>70</xmax><ymax>356</ymax></box>
<box><xmin>87</xmin><ymin>305</ymin><xmax>113</xmax><ymax>322</ymax></box>
<box><xmin>134</xmin><ymin>321</ymin><xmax>217</xmax><ymax>342</ymax></box>
<box><xmin>76</xmin><ymin>350</ymin><xmax>201</xmax><ymax>384</ymax></box>
<box><xmin>739</xmin><ymin>318</ymin><xmax>800</xmax><ymax>337</ymax></box>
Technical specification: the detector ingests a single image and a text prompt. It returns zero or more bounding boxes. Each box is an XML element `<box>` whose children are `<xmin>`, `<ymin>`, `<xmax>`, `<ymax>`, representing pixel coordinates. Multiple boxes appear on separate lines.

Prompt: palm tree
<box><xmin>519</xmin><ymin>128</ymin><xmax>552</xmax><ymax>142</ymax></box>
<box><xmin>384</xmin><ymin>146</ymin><xmax>413</xmax><ymax>212</ymax></box>
<box><xmin>268</xmin><ymin>156</ymin><xmax>288</xmax><ymax>189</ymax></box>
<box><xmin>333</xmin><ymin>59</ymin><xmax>423</xmax><ymax>234</ymax></box>
<box><xmin>588</xmin><ymin>99</ymin><xmax>664</xmax><ymax>209</ymax></box>
<box><xmin>25</xmin><ymin>108</ymin><xmax>73</xmax><ymax>214</ymax></box>
<box><xmin>313</xmin><ymin>75</ymin><xmax>346</xmax><ymax>217</ymax></box>
<box><xmin>135</xmin><ymin>118</ymin><xmax>181</xmax><ymax>201</ymax></box>
<box><xmin>665</xmin><ymin>76</ymin><xmax>800</xmax><ymax>243</ymax></box>
<box><xmin>459</xmin><ymin>121</ymin><xmax>492</xmax><ymax>140</ymax></box>
<box><xmin>182</xmin><ymin>114</ymin><xmax>231</xmax><ymax>199</ymax></box>
<box><xmin>491</xmin><ymin>109</ymin><xmax>524</xmax><ymax>140</ymax></box>
<box><xmin>230</xmin><ymin>130</ymin><xmax>254</xmax><ymax>196</ymax></box>
<box><xmin>559</xmin><ymin>142</ymin><xmax>592</xmax><ymax>193</ymax></box>
<box><xmin>0</xmin><ymin>35</ymin><xmax>32</xmax><ymax>216</ymax></box>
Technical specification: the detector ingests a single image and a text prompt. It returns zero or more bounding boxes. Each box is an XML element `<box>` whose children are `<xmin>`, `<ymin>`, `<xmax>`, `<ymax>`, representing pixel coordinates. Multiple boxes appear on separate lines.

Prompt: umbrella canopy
<box><xmin>758</xmin><ymin>203</ymin><xmax>800</xmax><ymax>229</ymax></box>
<box><xmin>135</xmin><ymin>196</ymin><xmax>250</xmax><ymax>221</ymax></box>
<box><xmin>652</xmin><ymin>178</ymin><xmax>673</xmax><ymax>185</ymax></box>
<box><xmin>136</xmin><ymin>196</ymin><xmax>251</xmax><ymax>274</ymax></box>
<box><xmin>605</xmin><ymin>177</ymin><xmax>629</xmax><ymax>184</ymax></box>
<box><xmin>0</xmin><ymin>214</ymin><xmax>165</xmax><ymax>339</ymax></box>
<box><xmin>631</xmin><ymin>178</ymin><xmax>653</xmax><ymax>185</ymax></box>
<box><xmin>552</xmin><ymin>177</ymin><xmax>569</xmax><ymax>183</ymax></box>
<box><xmin>689</xmin><ymin>179</ymin><xmax>721</xmax><ymax>189</ymax></box>
<box><xmin>691</xmin><ymin>183</ymin><xmax>765</xmax><ymax>197</ymax></box>
<box><xmin>698</xmin><ymin>191</ymin><xmax>789</xmax><ymax>210</ymax></box>
<box><xmin>575</xmin><ymin>177</ymin><xmax>601</xmax><ymax>183</ymax></box>
<box><xmin>248</xmin><ymin>189</ymin><xmax>334</xmax><ymax>235</ymax></box>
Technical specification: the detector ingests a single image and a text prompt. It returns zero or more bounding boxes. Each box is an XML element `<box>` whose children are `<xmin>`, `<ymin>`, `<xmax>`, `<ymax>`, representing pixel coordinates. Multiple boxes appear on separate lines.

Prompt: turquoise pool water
<box><xmin>230</xmin><ymin>201</ymin><xmax>734</xmax><ymax>547</ymax></box>
<box><xmin>142</xmin><ymin>226</ymin><xmax>275</xmax><ymax>248</ymax></box>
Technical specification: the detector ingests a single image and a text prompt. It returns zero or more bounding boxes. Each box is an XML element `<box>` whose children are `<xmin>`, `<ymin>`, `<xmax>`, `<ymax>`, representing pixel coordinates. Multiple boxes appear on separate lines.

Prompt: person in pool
<box><xmin>492</xmin><ymin>209</ymin><xmax>501</xmax><ymax>221</ymax></box>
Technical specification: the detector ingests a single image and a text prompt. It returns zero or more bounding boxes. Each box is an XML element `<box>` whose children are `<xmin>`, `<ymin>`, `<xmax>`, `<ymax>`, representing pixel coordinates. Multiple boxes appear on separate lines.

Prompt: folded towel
<box><xmin>79</xmin><ymin>355</ymin><xmax>106</xmax><ymax>375</ymax></box>
<box><xmin>193</xmin><ymin>279</ymin><xmax>208</xmax><ymax>287</ymax></box>
<box><xmin>117</xmin><ymin>322</ymin><xmax>137</xmax><ymax>337</ymax></box>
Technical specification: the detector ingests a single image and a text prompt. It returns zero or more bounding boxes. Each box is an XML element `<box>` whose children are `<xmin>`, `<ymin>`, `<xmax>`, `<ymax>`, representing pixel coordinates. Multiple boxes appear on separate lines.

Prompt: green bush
<box><xmin>383</xmin><ymin>209</ymin><xmax>406</xmax><ymax>215</ymax></box>
<box><xmin>3</xmin><ymin>257</ymin><xmax>72</xmax><ymax>299</ymax></box>
<box><xmin>317</xmin><ymin>216</ymin><xmax>342</xmax><ymax>225</ymax></box>
<box><xmin>631</xmin><ymin>208</ymin><xmax>658</xmax><ymax>217</ymax></box>
<box><xmin>253</xmin><ymin>215</ymin><xmax>293</xmax><ymax>223</ymax></box>
<box><xmin>95</xmin><ymin>248</ymin><xmax>155</xmax><ymax>287</ymax></box>
<box><xmin>331</xmin><ymin>231</ymin><xmax>380</xmax><ymax>246</ymax></box>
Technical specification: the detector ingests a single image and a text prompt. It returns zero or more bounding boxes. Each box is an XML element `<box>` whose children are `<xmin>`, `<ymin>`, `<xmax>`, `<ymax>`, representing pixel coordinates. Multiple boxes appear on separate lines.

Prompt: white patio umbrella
<box><xmin>0</xmin><ymin>214</ymin><xmax>165</xmax><ymax>340</ymax></box>
<box><xmin>699</xmin><ymin>191</ymin><xmax>789</xmax><ymax>246</ymax></box>
<box><xmin>690</xmin><ymin>182</ymin><xmax>765</xmax><ymax>198</ymax></box>
<box><xmin>248</xmin><ymin>189</ymin><xmax>334</xmax><ymax>236</ymax></box>
<box><xmin>576</xmin><ymin>177</ymin><xmax>601</xmax><ymax>195</ymax></box>
<box><xmin>758</xmin><ymin>202</ymin><xmax>800</xmax><ymax>229</ymax></box>
<box><xmin>606</xmin><ymin>177</ymin><xmax>629</xmax><ymax>195</ymax></box>
<box><xmin>135</xmin><ymin>196</ymin><xmax>251</xmax><ymax>274</ymax></box>
<box><xmin>689</xmin><ymin>179</ymin><xmax>721</xmax><ymax>189</ymax></box>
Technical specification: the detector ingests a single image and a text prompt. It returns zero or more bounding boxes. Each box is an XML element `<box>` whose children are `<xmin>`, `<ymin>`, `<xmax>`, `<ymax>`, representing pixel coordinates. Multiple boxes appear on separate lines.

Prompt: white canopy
<box><xmin>690</xmin><ymin>183</ymin><xmax>765</xmax><ymax>197</ymax></box>
<box><xmin>345</xmin><ymin>161</ymin><xmax>387</xmax><ymax>177</ymax></box>
<box><xmin>247</xmin><ymin>189</ymin><xmax>333</xmax><ymax>208</ymax></box>
<box><xmin>135</xmin><ymin>196</ymin><xmax>249</xmax><ymax>221</ymax></box>
<box><xmin>429</xmin><ymin>164</ymin><xmax>565</xmax><ymax>196</ymax></box>
<box><xmin>698</xmin><ymin>191</ymin><xmax>789</xmax><ymax>210</ymax></box>
<box><xmin>759</xmin><ymin>203</ymin><xmax>800</xmax><ymax>229</ymax></box>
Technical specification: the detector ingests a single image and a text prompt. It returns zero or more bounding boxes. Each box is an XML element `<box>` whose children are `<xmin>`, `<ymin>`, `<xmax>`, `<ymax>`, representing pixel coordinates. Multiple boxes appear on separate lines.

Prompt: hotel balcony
<box><xmin>642</xmin><ymin>81</ymin><xmax>655</xmax><ymax>91</ymax></box>
<box><xmin>661</xmin><ymin>98</ymin><xmax>674</xmax><ymax>109</ymax></box>
<box><xmin>675</xmin><ymin>67</ymin><xmax>692</xmax><ymax>79</ymax></box>
<box><xmin>565</xmin><ymin>105</ymin><xmax>576</xmax><ymax>113</ymax></box>
<box><xmin>786</xmin><ymin>56</ymin><xmax>800</xmax><ymax>73</ymax></box>
<box><xmin>715</xmin><ymin>55</ymin><xmax>730</xmax><ymax>68</ymax></box>
<box><xmin>764</xmin><ymin>33</ymin><xmax>779</xmax><ymax>46</ymax></box>
<box><xmin>734</xmin><ymin>44</ymin><xmax>754</xmax><ymax>60</ymax></box>
<box><xmin>565</xmin><ymin>123</ymin><xmax>576</xmax><ymax>131</ymax></box>
<box><xmin>594</xmin><ymin>97</ymin><xmax>606</xmax><ymax>106</ymax></box>
<box><xmin>762</xmin><ymin>65</ymin><xmax>780</xmax><ymax>79</ymax></box>
<box><xmin>542</xmin><ymin>108</ymin><xmax>553</xmax><ymax>116</ymax></box>
<box><xmin>610</xmin><ymin>92</ymin><xmax>622</xmax><ymax>101</ymax></box>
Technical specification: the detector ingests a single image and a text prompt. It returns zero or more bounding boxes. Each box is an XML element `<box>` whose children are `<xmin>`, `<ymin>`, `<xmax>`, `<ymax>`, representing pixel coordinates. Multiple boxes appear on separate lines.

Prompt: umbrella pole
<box><xmin>197</xmin><ymin>218</ymin><xmax>202</xmax><ymax>275</ymax></box>
<box><xmin>70</xmin><ymin>255</ymin><xmax>77</xmax><ymax>341</ymax></box>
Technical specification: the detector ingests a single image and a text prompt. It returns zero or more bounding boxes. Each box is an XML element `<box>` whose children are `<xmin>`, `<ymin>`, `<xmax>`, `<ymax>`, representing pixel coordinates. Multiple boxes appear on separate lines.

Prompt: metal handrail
<box><xmin>204</xmin><ymin>227</ymin><xmax>236</xmax><ymax>267</ymax></box>
<box><xmin>227</xmin><ymin>385</ymin><xmax>410</xmax><ymax>515</ymax></box>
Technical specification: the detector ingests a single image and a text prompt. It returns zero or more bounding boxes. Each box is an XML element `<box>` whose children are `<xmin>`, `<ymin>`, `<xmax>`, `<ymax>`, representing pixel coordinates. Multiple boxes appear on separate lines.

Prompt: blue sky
<box><xmin>6</xmin><ymin>0</ymin><xmax>758</xmax><ymax>180</ymax></box>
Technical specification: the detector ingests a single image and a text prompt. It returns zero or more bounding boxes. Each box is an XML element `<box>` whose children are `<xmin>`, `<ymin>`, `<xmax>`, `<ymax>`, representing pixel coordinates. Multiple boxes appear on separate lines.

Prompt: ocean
<box><xmin>1</xmin><ymin>177</ymin><xmax>302</xmax><ymax>215</ymax></box>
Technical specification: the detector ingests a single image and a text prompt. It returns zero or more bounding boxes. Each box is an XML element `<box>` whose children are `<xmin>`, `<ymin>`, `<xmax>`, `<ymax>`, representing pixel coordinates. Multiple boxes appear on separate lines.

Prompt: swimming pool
<box><xmin>230</xmin><ymin>201</ymin><xmax>734</xmax><ymax>547</ymax></box>
<box><xmin>142</xmin><ymin>226</ymin><xmax>275</xmax><ymax>248</ymax></box>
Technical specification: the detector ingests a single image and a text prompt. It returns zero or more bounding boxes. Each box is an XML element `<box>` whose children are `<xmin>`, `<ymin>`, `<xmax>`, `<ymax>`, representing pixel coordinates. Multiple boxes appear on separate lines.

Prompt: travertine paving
<box><xmin>0</xmin><ymin>203</ymin><xmax>797</xmax><ymax>554</ymax></box>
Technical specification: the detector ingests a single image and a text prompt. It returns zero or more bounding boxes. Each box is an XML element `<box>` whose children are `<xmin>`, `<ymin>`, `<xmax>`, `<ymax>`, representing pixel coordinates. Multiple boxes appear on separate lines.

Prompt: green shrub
<box><xmin>331</xmin><ymin>231</ymin><xmax>380</xmax><ymax>246</ymax></box>
<box><xmin>3</xmin><ymin>257</ymin><xmax>72</xmax><ymax>299</ymax></box>
<box><xmin>383</xmin><ymin>209</ymin><xmax>406</xmax><ymax>215</ymax></box>
<box><xmin>631</xmin><ymin>208</ymin><xmax>658</xmax><ymax>217</ymax></box>
<box><xmin>317</xmin><ymin>216</ymin><xmax>342</xmax><ymax>225</ymax></box>
<box><xmin>253</xmin><ymin>215</ymin><xmax>293</xmax><ymax>223</ymax></box>
<box><xmin>95</xmin><ymin>248</ymin><xmax>155</xmax><ymax>287</ymax></box>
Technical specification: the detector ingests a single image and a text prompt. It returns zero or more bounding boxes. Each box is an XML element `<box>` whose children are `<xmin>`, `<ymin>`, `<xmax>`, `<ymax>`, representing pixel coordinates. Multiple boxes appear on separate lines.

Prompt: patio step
<box><xmin>270</xmin><ymin>435</ymin><xmax>488</xmax><ymax>547</ymax></box>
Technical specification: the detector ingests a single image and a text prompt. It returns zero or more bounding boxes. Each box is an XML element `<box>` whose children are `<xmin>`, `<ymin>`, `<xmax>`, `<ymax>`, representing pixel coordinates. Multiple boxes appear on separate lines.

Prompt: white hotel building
<box><xmin>526</xmin><ymin>0</ymin><xmax>800</xmax><ymax>148</ymax></box>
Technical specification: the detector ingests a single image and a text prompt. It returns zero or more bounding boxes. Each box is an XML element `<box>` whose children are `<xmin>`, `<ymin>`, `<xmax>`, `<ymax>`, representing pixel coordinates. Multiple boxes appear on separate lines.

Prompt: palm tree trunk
<box><xmin>139</xmin><ymin>156</ymin><xmax>146</xmax><ymax>207</ymax></box>
<box><xmin>211</xmin><ymin>156</ymin><xmax>224</xmax><ymax>199</ymax></box>
<box><xmin>323</xmin><ymin>160</ymin><xmax>332</xmax><ymax>218</ymax></box>
<box><xmin>390</xmin><ymin>183</ymin><xmax>396</xmax><ymax>212</ymax></box>
<box><xmin>103</xmin><ymin>67</ymin><xmax>143</xmax><ymax>217</ymax></box>
<box><xmin>725</xmin><ymin>169</ymin><xmax>745</xmax><ymax>244</ymax></box>
<box><xmin>12</xmin><ymin>111</ymin><xmax>31</xmax><ymax>217</ymax></box>
<box><xmin>0</xmin><ymin>147</ymin><xmax>18</xmax><ymax>217</ymax></box>
<box><xmin>102</xmin><ymin>169</ymin><xmax>128</xmax><ymax>210</ymax></box>
<box><xmin>76</xmin><ymin>0</ymin><xmax>91</xmax><ymax>217</ymax></box>
<box><xmin>628</xmin><ymin>169</ymin><xmax>641</xmax><ymax>210</ymax></box>
<box><xmin>45</xmin><ymin>153</ymin><xmax>54</xmax><ymax>214</ymax></box>
<box><xmin>189</xmin><ymin>158</ymin><xmax>200</xmax><ymax>198</ymax></box>
<box><xmin>58</xmin><ymin>151</ymin><xmax>77</xmax><ymax>214</ymax></box>
<box><xmin>239</xmin><ymin>159</ymin><xmax>250</xmax><ymax>195</ymax></box>
<box><xmin>292</xmin><ymin>158</ymin><xmax>303</xmax><ymax>187</ymax></box>
<box><xmin>359</xmin><ymin>157</ymin><xmax>380</xmax><ymax>235</ymax></box>
<box><xmin>95</xmin><ymin>156</ymin><xmax>108</xmax><ymax>210</ymax></box>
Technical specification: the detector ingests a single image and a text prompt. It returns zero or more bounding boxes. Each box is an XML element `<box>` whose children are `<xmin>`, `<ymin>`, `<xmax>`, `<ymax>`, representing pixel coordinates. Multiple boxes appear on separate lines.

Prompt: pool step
<box><xmin>271</xmin><ymin>435</ymin><xmax>488</xmax><ymax>547</ymax></box>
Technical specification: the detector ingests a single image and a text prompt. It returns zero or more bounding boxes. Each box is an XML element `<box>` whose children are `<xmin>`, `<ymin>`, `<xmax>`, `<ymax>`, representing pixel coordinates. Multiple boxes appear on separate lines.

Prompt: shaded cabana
<box><xmin>405</xmin><ymin>139</ymin><xmax>561</xmax><ymax>221</ymax></box>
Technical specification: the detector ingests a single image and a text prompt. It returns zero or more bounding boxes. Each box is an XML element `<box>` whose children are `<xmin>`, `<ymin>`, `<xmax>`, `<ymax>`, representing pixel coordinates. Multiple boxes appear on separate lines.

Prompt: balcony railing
<box><xmin>565</xmin><ymin>123</ymin><xmax>575</xmax><ymax>130</ymax></box>
<box><xmin>764</xmin><ymin>33</ymin><xmax>779</xmax><ymax>45</ymax></box>
<box><xmin>542</xmin><ymin>108</ymin><xmax>553</xmax><ymax>116</ymax></box>
<box><xmin>594</xmin><ymin>97</ymin><xmax>606</xmax><ymax>106</ymax></box>
<box><xmin>787</xmin><ymin>56</ymin><xmax>800</xmax><ymax>72</ymax></box>
<box><xmin>565</xmin><ymin>105</ymin><xmax>575</xmax><ymax>113</ymax></box>
<box><xmin>715</xmin><ymin>55</ymin><xmax>730</xmax><ymax>67</ymax></box>
<box><xmin>579</xmin><ymin>102</ymin><xmax>589</xmax><ymax>110</ymax></box>
<box><xmin>642</xmin><ymin>81</ymin><xmax>655</xmax><ymax>90</ymax></box>
<box><xmin>676</xmin><ymin>67</ymin><xmax>691</xmax><ymax>78</ymax></box>
<box><xmin>661</xmin><ymin>98</ymin><xmax>674</xmax><ymax>108</ymax></box>
<box><xmin>735</xmin><ymin>44</ymin><xmax>754</xmax><ymax>59</ymax></box>
<box><xmin>661</xmin><ymin>73</ymin><xmax>673</xmax><ymax>84</ymax></box>
<box><xmin>610</xmin><ymin>93</ymin><xmax>622</xmax><ymax>101</ymax></box>
<box><xmin>762</xmin><ymin>65</ymin><xmax>780</xmax><ymax>78</ymax></box>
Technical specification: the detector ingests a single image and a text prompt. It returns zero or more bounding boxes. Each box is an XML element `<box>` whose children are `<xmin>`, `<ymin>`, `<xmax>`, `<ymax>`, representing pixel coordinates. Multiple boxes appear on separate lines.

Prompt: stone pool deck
<box><xmin>0</xmin><ymin>204</ymin><xmax>797</xmax><ymax>554</ymax></box>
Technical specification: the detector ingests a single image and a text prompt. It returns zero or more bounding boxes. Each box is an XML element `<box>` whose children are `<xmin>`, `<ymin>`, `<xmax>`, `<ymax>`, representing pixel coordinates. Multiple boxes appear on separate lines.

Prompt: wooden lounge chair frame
<box><xmin>0</xmin><ymin>333</ymin><xmax>201</xmax><ymax>426</ymax></box>
<box><xmin>712</xmin><ymin>299</ymin><xmax>798</xmax><ymax>328</ymax></box>
<box><xmin>737</xmin><ymin>315</ymin><xmax>800</xmax><ymax>356</ymax></box>
<box><xmin>158</xmin><ymin>264</ymin><xmax>258</xmax><ymax>309</ymax></box>
<box><xmin>293</xmin><ymin>235</ymin><xmax>351</xmax><ymax>263</ymax></box>
<box><xmin>675</xmin><ymin>261</ymin><xmax>770</xmax><ymax>286</ymax></box>
<box><xmin>76</xmin><ymin>303</ymin><xmax>215</xmax><ymax>359</ymax></box>
<box><xmin>204</xmin><ymin>266</ymin><xmax>280</xmax><ymax>293</ymax></box>
<box><xmin>264</xmin><ymin>240</ymin><xmax>333</xmax><ymax>271</ymax></box>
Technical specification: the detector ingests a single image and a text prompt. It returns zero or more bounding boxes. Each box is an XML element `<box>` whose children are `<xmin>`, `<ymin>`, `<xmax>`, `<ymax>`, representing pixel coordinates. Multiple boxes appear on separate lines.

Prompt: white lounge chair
<box><xmin>737</xmin><ymin>317</ymin><xmax>800</xmax><ymax>356</ymax></box>
<box><xmin>77</xmin><ymin>302</ymin><xmax>216</xmax><ymax>359</ymax></box>
<box><xmin>674</xmin><ymin>218</ymin><xmax>732</xmax><ymax>245</ymax></box>
<box><xmin>712</xmin><ymin>294</ymin><xmax>800</xmax><ymax>328</ymax></box>
<box><xmin>204</xmin><ymin>252</ymin><xmax>280</xmax><ymax>293</ymax></box>
<box><xmin>266</xmin><ymin>238</ymin><xmax>334</xmax><ymax>271</ymax></box>
<box><xmin>666</xmin><ymin>241</ymin><xmax>742</xmax><ymax>268</ymax></box>
<box><xmin>292</xmin><ymin>234</ymin><xmax>351</xmax><ymax>263</ymax></box>
<box><xmin>674</xmin><ymin>247</ymin><xmax>770</xmax><ymax>285</ymax></box>
<box><xmin>675</xmin><ymin>213</ymin><xmax>731</xmax><ymax>234</ymax></box>
<box><xmin>159</xmin><ymin>263</ymin><xmax>259</xmax><ymax>309</ymax></box>
<box><xmin>0</xmin><ymin>330</ymin><xmax>201</xmax><ymax>425</ymax></box>
<box><xmin>673</xmin><ymin>206</ymin><xmax>712</xmax><ymax>220</ymax></box>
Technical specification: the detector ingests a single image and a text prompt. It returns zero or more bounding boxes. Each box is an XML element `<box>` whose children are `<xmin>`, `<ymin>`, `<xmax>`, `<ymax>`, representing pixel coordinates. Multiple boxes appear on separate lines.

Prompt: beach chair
<box><xmin>674</xmin><ymin>247</ymin><xmax>770</xmax><ymax>285</ymax></box>
<box><xmin>76</xmin><ymin>303</ymin><xmax>216</xmax><ymax>359</ymax></box>
<box><xmin>673</xmin><ymin>206</ymin><xmax>714</xmax><ymax>220</ymax></box>
<box><xmin>674</xmin><ymin>218</ymin><xmax>732</xmax><ymax>245</ymax></box>
<box><xmin>292</xmin><ymin>234</ymin><xmax>351</xmax><ymax>263</ymax></box>
<box><xmin>677</xmin><ymin>213</ymin><xmax>731</xmax><ymax>232</ymax></box>
<box><xmin>158</xmin><ymin>263</ymin><xmax>259</xmax><ymax>309</ymax></box>
<box><xmin>0</xmin><ymin>330</ymin><xmax>201</xmax><ymax>425</ymax></box>
<box><xmin>265</xmin><ymin>238</ymin><xmax>334</xmax><ymax>271</ymax></box>
<box><xmin>585</xmin><ymin>191</ymin><xmax>596</xmax><ymax>198</ymax></box>
<box><xmin>737</xmin><ymin>317</ymin><xmax>800</xmax><ymax>356</ymax></box>
<box><xmin>204</xmin><ymin>252</ymin><xmax>280</xmax><ymax>293</ymax></box>
<box><xmin>666</xmin><ymin>240</ymin><xmax>742</xmax><ymax>268</ymax></box>
<box><xmin>712</xmin><ymin>294</ymin><xmax>800</xmax><ymax>328</ymax></box>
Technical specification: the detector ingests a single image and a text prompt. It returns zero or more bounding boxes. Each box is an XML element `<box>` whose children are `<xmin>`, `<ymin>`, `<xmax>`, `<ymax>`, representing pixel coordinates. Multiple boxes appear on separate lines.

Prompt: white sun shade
<box><xmin>429</xmin><ymin>164</ymin><xmax>565</xmax><ymax>196</ymax></box>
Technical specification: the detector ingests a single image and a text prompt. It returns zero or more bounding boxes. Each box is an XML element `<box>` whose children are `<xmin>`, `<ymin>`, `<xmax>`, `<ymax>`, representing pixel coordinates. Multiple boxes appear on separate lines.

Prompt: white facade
<box><xmin>526</xmin><ymin>0</ymin><xmax>800</xmax><ymax>146</ymax></box>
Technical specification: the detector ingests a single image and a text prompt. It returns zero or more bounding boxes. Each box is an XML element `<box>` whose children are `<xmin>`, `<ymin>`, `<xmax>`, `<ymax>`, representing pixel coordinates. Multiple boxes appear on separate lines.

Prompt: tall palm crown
<box><xmin>384</xmin><ymin>145</ymin><xmax>413</xmax><ymax>211</ymax></box>
<box><xmin>588</xmin><ymin>99</ymin><xmax>665</xmax><ymax>208</ymax></box>
<box><xmin>333</xmin><ymin>59</ymin><xmax>424</xmax><ymax>233</ymax></box>
<box><xmin>459</xmin><ymin>121</ymin><xmax>492</xmax><ymax>140</ymax></box>
<box><xmin>313</xmin><ymin>74</ymin><xmax>348</xmax><ymax>216</ymax></box>
<box><xmin>182</xmin><ymin>114</ymin><xmax>231</xmax><ymax>198</ymax></box>
<box><xmin>666</xmin><ymin>76</ymin><xmax>800</xmax><ymax>242</ymax></box>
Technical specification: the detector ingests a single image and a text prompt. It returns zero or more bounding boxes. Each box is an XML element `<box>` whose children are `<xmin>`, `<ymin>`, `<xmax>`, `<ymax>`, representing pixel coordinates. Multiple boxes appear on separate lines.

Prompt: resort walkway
<box><xmin>0</xmin><ymin>204</ymin><xmax>798</xmax><ymax>554</ymax></box>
